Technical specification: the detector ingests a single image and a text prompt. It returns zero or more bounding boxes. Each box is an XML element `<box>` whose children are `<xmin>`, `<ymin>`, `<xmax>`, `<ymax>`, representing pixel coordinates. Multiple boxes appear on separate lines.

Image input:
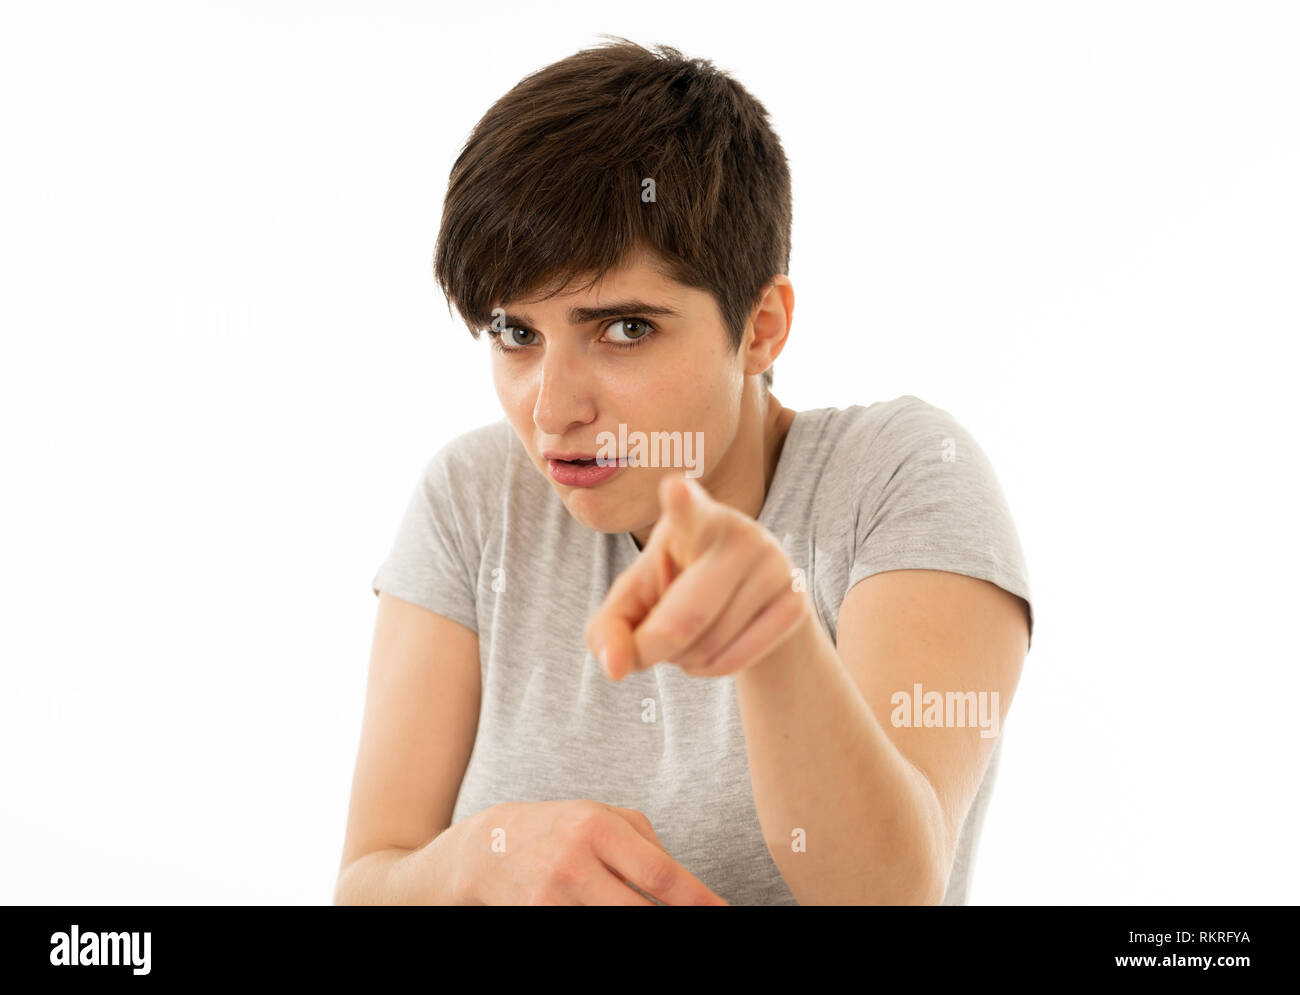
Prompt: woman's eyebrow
<box><xmin>502</xmin><ymin>300</ymin><xmax>682</xmax><ymax>328</ymax></box>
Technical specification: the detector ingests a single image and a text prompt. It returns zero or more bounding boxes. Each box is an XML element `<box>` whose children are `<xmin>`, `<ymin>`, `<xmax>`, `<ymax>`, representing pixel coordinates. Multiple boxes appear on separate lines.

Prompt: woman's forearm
<box><xmin>733</xmin><ymin>608</ymin><xmax>948</xmax><ymax>905</ymax></box>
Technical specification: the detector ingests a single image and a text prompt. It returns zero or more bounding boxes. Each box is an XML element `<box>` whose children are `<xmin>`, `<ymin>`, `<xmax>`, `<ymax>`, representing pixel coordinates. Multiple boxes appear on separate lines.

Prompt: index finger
<box><xmin>651</xmin><ymin>474</ymin><xmax>713</xmax><ymax>567</ymax></box>
<box><xmin>592</xmin><ymin>816</ymin><xmax>729</xmax><ymax>906</ymax></box>
<box><xmin>585</xmin><ymin>540</ymin><xmax>677</xmax><ymax>681</ymax></box>
<box><xmin>586</xmin><ymin>476</ymin><xmax>713</xmax><ymax>680</ymax></box>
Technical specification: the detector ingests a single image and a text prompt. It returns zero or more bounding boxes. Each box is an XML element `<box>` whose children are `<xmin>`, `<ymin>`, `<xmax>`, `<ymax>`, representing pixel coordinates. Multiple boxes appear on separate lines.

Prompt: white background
<box><xmin>2</xmin><ymin>0</ymin><xmax>1296</xmax><ymax>904</ymax></box>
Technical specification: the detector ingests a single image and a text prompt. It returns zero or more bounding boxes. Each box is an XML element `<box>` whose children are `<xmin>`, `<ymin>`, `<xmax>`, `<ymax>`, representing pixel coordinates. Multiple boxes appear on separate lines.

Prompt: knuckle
<box><xmin>708</xmin><ymin>517</ymin><xmax>739</xmax><ymax>545</ymax></box>
<box><xmin>688</xmin><ymin>629</ymin><xmax>724</xmax><ymax>666</ymax></box>
<box><xmin>728</xmin><ymin>520</ymin><xmax>760</xmax><ymax>550</ymax></box>
<box><xmin>700</xmin><ymin>515</ymin><xmax>731</xmax><ymax>545</ymax></box>
<box><xmin>707</xmin><ymin>521</ymin><xmax>744</xmax><ymax>557</ymax></box>
<box><xmin>616</xmin><ymin>806</ymin><xmax>650</xmax><ymax>830</ymax></box>
<box><xmin>763</xmin><ymin>550</ymin><xmax>793</xmax><ymax>589</ymax></box>
<box><xmin>636</xmin><ymin>570</ymin><xmax>660</xmax><ymax>602</ymax></box>
<box><xmin>545</xmin><ymin>856</ymin><xmax>582</xmax><ymax>891</ymax></box>
<box><xmin>670</xmin><ymin>610</ymin><xmax>709</xmax><ymax>643</ymax></box>
<box><xmin>639</xmin><ymin>857</ymin><xmax>678</xmax><ymax>897</ymax></box>
<box><xmin>566</xmin><ymin>805</ymin><xmax>607</xmax><ymax>846</ymax></box>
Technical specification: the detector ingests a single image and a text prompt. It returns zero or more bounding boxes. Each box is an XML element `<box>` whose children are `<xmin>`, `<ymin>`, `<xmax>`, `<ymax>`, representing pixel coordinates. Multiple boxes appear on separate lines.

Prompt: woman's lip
<box><xmin>547</xmin><ymin>457</ymin><xmax>623</xmax><ymax>487</ymax></box>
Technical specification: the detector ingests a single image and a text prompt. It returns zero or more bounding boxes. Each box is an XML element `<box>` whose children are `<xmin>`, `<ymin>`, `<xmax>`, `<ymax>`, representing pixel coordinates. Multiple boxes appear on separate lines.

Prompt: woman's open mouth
<box><xmin>546</xmin><ymin>456</ymin><xmax>623</xmax><ymax>487</ymax></box>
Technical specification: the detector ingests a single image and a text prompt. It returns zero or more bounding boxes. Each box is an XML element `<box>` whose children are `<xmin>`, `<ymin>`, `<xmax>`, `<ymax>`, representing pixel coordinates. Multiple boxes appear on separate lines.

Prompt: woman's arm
<box><xmin>334</xmin><ymin>592</ymin><xmax>728</xmax><ymax>905</ymax></box>
<box><xmin>334</xmin><ymin>835</ymin><xmax>467</xmax><ymax>905</ymax></box>
<box><xmin>733</xmin><ymin>569</ymin><xmax>1029</xmax><ymax>904</ymax></box>
<box><xmin>333</xmin><ymin>592</ymin><xmax>481</xmax><ymax>903</ymax></box>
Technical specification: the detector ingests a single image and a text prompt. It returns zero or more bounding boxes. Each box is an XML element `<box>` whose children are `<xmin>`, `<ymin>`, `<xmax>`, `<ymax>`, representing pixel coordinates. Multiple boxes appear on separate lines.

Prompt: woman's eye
<box><xmin>507</xmin><ymin>327</ymin><xmax>536</xmax><ymax>347</ymax></box>
<box><xmin>604</xmin><ymin>318</ymin><xmax>652</xmax><ymax>344</ymax></box>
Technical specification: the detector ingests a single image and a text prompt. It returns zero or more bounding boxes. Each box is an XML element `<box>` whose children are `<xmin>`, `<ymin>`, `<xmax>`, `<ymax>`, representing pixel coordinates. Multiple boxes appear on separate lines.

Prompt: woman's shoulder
<box><xmin>416</xmin><ymin>417</ymin><xmax>518</xmax><ymax>485</ymax></box>
<box><xmin>429</xmin><ymin>416</ymin><xmax>513</xmax><ymax>462</ymax></box>
<box><xmin>836</xmin><ymin>394</ymin><xmax>956</xmax><ymax>434</ymax></box>
<box><xmin>794</xmin><ymin>394</ymin><xmax>961</xmax><ymax>461</ymax></box>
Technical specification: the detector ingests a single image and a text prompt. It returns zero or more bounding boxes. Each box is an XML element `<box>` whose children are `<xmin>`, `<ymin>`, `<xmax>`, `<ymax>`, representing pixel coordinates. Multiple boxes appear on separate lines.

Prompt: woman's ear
<box><xmin>744</xmin><ymin>276</ymin><xmax>794</xmax><ymax>378</ymax></box>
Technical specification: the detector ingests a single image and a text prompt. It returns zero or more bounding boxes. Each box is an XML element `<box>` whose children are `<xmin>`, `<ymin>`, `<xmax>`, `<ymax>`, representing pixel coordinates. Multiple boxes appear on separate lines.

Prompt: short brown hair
<box><xmin>433</xmin><ymin>36</ymin><xmax>792</xmax><ymax>390</ymax></box>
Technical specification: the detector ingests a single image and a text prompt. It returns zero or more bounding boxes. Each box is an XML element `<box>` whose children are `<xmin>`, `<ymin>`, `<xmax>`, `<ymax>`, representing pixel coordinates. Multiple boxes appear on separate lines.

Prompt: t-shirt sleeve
<box><xmin>848</xmin><ymin>398</ymin><xmax>1034</xmax><ymax>650</ymax></box>
<box><xmin>370</xmin><ymin>446</ymin><xmax>480</xmax><ymax>633</ymax></box>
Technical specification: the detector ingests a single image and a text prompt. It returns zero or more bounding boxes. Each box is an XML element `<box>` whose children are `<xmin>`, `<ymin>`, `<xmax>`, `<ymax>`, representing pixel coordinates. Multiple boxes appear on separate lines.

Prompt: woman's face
<box><xmin>490</xmin><ymin>250</ymin><xmax>749</xmax><ymax>541</ymax></box>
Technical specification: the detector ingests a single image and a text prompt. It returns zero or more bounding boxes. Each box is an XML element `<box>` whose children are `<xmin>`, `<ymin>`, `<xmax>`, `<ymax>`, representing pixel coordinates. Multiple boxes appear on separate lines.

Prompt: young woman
<box><xmin>334</xmin><ymin>38</ymin><xmax>1033</xmax><ymax>906</ymax></box>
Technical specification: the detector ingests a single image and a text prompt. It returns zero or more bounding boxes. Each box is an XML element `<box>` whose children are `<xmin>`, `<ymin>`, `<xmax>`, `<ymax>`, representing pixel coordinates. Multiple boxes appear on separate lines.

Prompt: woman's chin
<box><xmin>561</xmin><ymin>489</ymin><xmax>648</xmax><ymax>535</ymax></box>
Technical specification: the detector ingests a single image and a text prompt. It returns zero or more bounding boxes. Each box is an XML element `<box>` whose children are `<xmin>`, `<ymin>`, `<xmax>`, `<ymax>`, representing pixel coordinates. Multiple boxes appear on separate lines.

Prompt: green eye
<box><xmin>487</xmin><ymin>326</ymin><xmax>536</xmax><ymax>353</ymax></box>
<box><xmin>603</xmin><ymin>318</ymin><xmax>656</xmax><ymax>348</ymax></box>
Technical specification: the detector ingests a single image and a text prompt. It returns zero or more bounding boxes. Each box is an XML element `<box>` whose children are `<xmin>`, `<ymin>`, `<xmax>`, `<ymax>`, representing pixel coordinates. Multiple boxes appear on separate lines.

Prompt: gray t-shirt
<box><xmin>371</xmin><ymin>394</ymin><xmax>1034</xmax><ymax>905</ymax></box>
